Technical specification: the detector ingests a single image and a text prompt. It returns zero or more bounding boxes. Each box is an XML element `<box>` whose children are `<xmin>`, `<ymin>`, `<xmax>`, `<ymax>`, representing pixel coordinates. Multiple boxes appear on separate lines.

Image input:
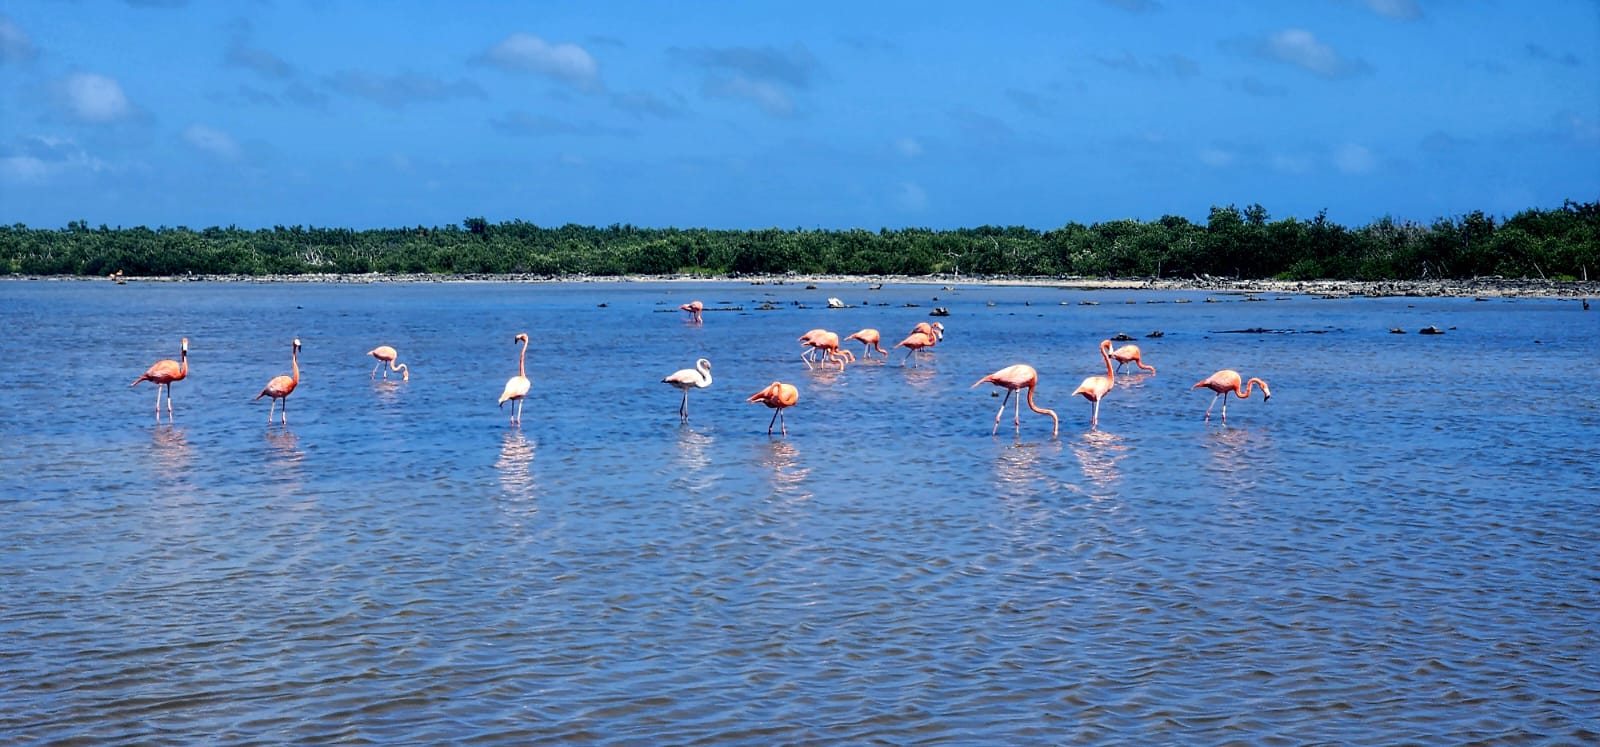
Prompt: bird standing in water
<box><xmin>845</xmin><ymin>329</ymin><xmax>888</xmax><ymax>359</ymax></box>
<box><xmin>679</xmin><ymin>300</ymin><xmax>704</xmax><ymax>323</ymax></box>
<box><xmin>748</xmin><ymin>381</ymin><xmax>799</xmax><ymax>435</ymax></box>
<box><xmin>255</xmin><ymin>338</ymin><xmax>301</xmax><ymax>425</ymax></box>
<box><xmin>367</xmin><ymin>345</ymin><xmax>409</xmax><ymax>381</ymax></box>
<box><xmin>1192</xmin><ymin>370</ymin><xmax>1271</xmax><ymax>421</ymax></box>
<box><xmin>662</xmin><ymin>358</ymin><xmax>713</xmax><ymax>422</ymax></box>
<box><xmin>1108</xmin><ymin>344</ymin><xmax>1156</xmax><ymax>375</ymax></box>
<box><xmin>973</xmin><ymin>364</ymin><xmax>1059</xmax><ymax>437</ymax></box>
<box><xmin>499</xmin><ymin>333</ymin><xmax>531</xmax><ymax>424</ymax></box>
<box><xmin>1071</xmin><ymin>340</ymin><xmax>1116</xmax><ymax>428</ymax></box>
<box><xmin>131</xmin><ymin>337</ymin><xmax>188</xmax><ymax>419</ymax></box>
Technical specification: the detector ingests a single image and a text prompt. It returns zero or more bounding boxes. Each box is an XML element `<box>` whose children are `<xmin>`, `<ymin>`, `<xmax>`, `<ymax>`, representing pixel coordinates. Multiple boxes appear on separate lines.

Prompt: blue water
<box><xmin>2</xmin><ymin>279</ymin><xmax>1597</xmax><ymax>744</ymax></box>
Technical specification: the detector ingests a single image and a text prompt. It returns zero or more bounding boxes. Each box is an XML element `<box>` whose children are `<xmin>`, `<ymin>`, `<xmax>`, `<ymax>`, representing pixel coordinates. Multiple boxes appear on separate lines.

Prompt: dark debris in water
<box><xmin>1215</xmin><ymin>328</ymin><xmax>1334</xmax><ymax>334</ymax></box>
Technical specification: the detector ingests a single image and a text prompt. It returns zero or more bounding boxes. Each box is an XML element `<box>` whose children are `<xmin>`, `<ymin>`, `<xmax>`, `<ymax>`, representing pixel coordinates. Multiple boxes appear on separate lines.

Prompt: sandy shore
<box><xmin>9</xmin><ymin>273</ymin><xmax>1598</xmax><ymax>299</ymax></box>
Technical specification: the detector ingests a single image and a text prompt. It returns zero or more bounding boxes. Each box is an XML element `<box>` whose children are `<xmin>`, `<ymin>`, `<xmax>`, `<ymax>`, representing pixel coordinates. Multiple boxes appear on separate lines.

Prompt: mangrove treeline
<box><xmin>3</xmin><ymin>201</ymin><xmax>1596</xmax><ymax>281</ymax></box>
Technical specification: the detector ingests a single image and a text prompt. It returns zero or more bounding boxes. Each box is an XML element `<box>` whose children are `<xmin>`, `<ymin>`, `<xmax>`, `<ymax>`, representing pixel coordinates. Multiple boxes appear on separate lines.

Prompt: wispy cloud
<box><xmin>55</xmin><ymin>72</ymin><xmax>136</xmax><ymax>123</ymax></box>
<box><xmin>1362</xmin><ymin>0</ymin><xmax>1421</xmax><ymax>21</ymax></box>
<box><xmin>670</xmin><ymin>44</ymin><xmax>821</xmax><ymax>117</ymax></box>
<box><xmin>895</xmin><ymin>181</ymin><xmax>928</xmax><ymax>212</ymax></box>
<box><xmin>1333</xmin><ymin>143</ymin><xmax>1377</xmax><ymax>174</ymax></box>
<box><xmin>894</xmin><ymin>137</ymin><xmax>923</xmax><ymax>158</ymax></box>
<box><xmin>1093</xmin><ymin>51</ymin><xmax>1198</xmax><ymax>77</ymax></box>
<box><xmin>475</xmin><ymin>33</ymin><xmax>601</xmax><ymax>91</ymax></box>
<box><xmin>1239</xmin><ymin>29</ymin><xmax>1372</xmax><ymax>79</ymax></box>
<box><xmin>1526</xmin><ymin>44</ymin><xmax>1582</xmax><ymax>68</ymax></box>
<box><xmin>1230</xmin><ymin>76</ymin><xmax>1288</xmax><ymax>98</ymax></box>
<box><xmin>1099</xmin><ymin>0</ymin><xmax>1162</xmax><ymax>13</ymax></box>
<box><xmin>489</xmin><ymin>111</ymin><xmax>634</xmax><ymax>138</ymax></box>
<box><xmin>182</xmin><ymin>124</ymin><xmax>242</xmax><ymax>160</ymax></box>
<box><xmin>225</xmin><ymin>37</ymin><xmax>294</xmax><ymax>79</ymax></box>
<box><xmin>323</xmin><ymin>71</ymin><xmax>484</xmax><ymax>109</ymax></box>
<box><xmin>607</xmin><ymin>90</ymin><xmax>685</xmax><ymax>119</ymax></box>
<box><xmin>1198</xmin><ymin>147</ymin><xmax>1236</xmax><ymax>167</ymax></box>
<box><xmin>0</xmin><ymin>14</ymin><xmax>39</xmax><ymax>64</ymax></box>
<box><xmin>0</xmin><ymin>135</ymin><xmax>109</xmax><ymax>182</ymax></box>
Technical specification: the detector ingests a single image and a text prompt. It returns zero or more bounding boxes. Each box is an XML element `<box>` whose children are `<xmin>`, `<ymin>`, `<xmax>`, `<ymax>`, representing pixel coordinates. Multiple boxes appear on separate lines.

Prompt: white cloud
<box><xmin>183</xmin><ymin>124</ymin><xmax>242</xmax><ymax>160</ymax></box>
<box><xmin>896</xmin><ymin>181</ymin><xmax>928</xmax><ymax>211</ymax></box>
<box><xmin>59</xmin><ymin>72</ymin><xmax>133</xmax><ymax>123</ymax></box>
<box><xmin>1333</xmin><ymin>143</ymin><xmax>1376</xmax><ymax>174</ymax></box>
<box><xmin>1364</xmin><ymin>0</ymin><xmax>1421</xmax><ymax>21</ymax></box>
<box><xmin>895</xmin><ymin>137</ymin><xmax>923</xmax><ymax>158</ymax></box>
<box><xmin>1198</xmin><ymin>147</ymin><xmax>1235</xmax><ymax>167</ymax></box>
<box><xmin>1271</xmin><ymin>153</ymin><xmax>1313</xmax><ymax>174</ymax></box>
<box><xmin>0</xmin><ymin>135</ymin><xmax>108</xmax><ymax>182</ymax></box>
<box><xmin>1</xmin><ymin>15</ymin><xmax>39</xmax><ymax>64</ymax></box>
<box><xmin>703</xmin><ymin>76</ymin><xmax>793</xmax><ymax>117</ymax></box>
<box><xmin>1259</xmin><ymin>29</ymin><xmax>1370</xmax><ymax>79</ymax></box>
<box><xmin>478</xmin><ymin>33</ymin><xmax>600</xmax><ymax>90</ymax></box>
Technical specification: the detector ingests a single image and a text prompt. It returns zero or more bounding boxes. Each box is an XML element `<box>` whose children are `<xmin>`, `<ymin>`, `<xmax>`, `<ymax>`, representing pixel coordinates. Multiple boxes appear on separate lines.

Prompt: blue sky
<box><xmin>1</xmin><ymin>1</ymin><xmax>1596</xmax><ymax>231</ymax></box>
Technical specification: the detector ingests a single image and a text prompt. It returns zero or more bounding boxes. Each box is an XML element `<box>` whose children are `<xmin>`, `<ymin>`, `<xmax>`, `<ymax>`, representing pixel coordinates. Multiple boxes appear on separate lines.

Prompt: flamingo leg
<box><xmin>680</xmin><ymin>389</ymin><xmax>690</xmax><ymax>421</ymax></box>
<box><xmin>991</xmin><ymin>389</ymin><xmax>1015</xmax><ymax>434</ymax></box>
<box><xmin>801</xmin><ymin>350</ymin><xmax>814</xmax><ymax>370</ymax></box>
<box><xmin>1205</xmin><ymin>392</ymin><xmax>1222</xmax><ymax>420</ymax></box>
<box><xmin>267</xmin><ymin>398</ymin><xmax>276</xmax><ymax>425</ymax></box>
<box><xmin>768</xmin><ymin>409</ymin><xmax>780</xmax><ymax>435</ymax></box>
<box><xmin>779</xmin><ymin>410</ymin><xmax>787</xmax><ymax>436</ymax></box>
<box><xmin>1220</xmin><ymin>393</ymin><xmax>1229</xmax><ymax>421</ymax></box>
<box><xmin>282</xmin><ymin>397</ymin><xmax>288</xmax><ymax>425</ymax></box>
<box><xmin>1091</xmin><ymin>399</ymin><xmax>1101</xmax><ymax>428</ymax></box>
<box><xmin>165</xmin><ymin>384</ymin><xmax>173</xmax><ymax>418</ymax></box>
<box><xmin>371</xmin><ymin>360</ymin><xmax>381</xmax><ymax>379</ymax></box>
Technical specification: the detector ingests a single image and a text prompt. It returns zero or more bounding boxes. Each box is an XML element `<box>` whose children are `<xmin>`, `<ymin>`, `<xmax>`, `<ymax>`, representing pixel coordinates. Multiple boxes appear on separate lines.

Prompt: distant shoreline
<box><xmin>7</xmin><ymin>273</ymin><xmax>1597</xmax><ymax>299</ymax></box>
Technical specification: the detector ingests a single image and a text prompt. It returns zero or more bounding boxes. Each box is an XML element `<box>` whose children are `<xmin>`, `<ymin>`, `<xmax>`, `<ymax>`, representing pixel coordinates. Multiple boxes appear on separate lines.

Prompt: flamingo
<box><xmin>130</xmin><ymin>337</ymin><xmax>188</xmax><ymax>418</ymax></box>
<box><xmin>367</xmin><ymin>345</ymin><xmax>409</xmax><ymax>381</ymax></box>
<box><xmin>797</xmin><ymin>328</ymin><xmax>829</xmax><ymax>366</ymax></box>
<box><xmin>894</xmin><ymin>331</ymin><xmax>937</xmax><ymax>367</ymax></box>
<box><xmin>679</xmin><ymin>300</ymin><xmax>704</xmax><ymax>323</ymax></box>
<box><xmin>845</xmin><ymin>328</ymin><xmax>888</xmax><ymax>358</ymax></box>
<box><xmin>499</xmin><ymin>333</ymin><xmax>531</xmax><ymax>424</ymax></box>
<box><xmin>1071</xmin><ymin>340</ymin><xmax>1116</xmax><ymax>428</ymax></box>
<box><xmin>972</xmin><ymin>364</ymin><xmax>1060</xmax><ymax>437</ymax></box>
<box><xmin>1108</xmin><ymin>344</ymin><xmax>1156</xmax><ymax>374</ymax></box>
<box><xmin>662</xmin><ymin>358</ymin><xmax>713</xmax><ymax>422</ymax></box>
<box><xmin>748</xmin><ymin>381</ymin><xmax>799</xmax><ymax>435</ymax></box>
<box><xmin>911</xmin><ymin>321</ymin><xmax>945</xmax><ymax>342</ymax></box>
<box><xmin>800</xmin><ymin>330</ymin><xmax>849</xmax><ymax>371</ymax></box>
<box><xmin>1193</xmin><ymin>370</ymin><xmax>1271</xmax><ymax>421</ymax></box>
<box><xmin>255</xmin><ymin>338</ymin><xmax>301</xmax><ymax>425</ymax></box>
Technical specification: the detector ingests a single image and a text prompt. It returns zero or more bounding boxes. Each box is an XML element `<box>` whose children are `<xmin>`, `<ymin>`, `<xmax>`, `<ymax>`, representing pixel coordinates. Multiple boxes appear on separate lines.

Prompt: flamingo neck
<box><xmin>291</xmin><ymin>345</ymin><xmax>300</xmax><ymax>383</ymax></box>
<box><xmin>1101</xmin><ymin>345</ymin><xmax>1114</xmax><ymax>382</ymax></box>
<box><xmin>1025</xmin><ymin>385</ymin><xmax>1060</xmax><ymax>433</ymax></box>
<box><xmin>179</xmin><ymin>347</ymin><xmax>188</xmax><ymax>378</ymax></box>
<box><xmin>1239</xmin><ymin>378</ymin><xmax>1264</xmax><ymax>398</ymax></box>
<box><xmin>517</xmin><ymin>338</ymin><xmax>528</xmax><ymax>377</ymax></box>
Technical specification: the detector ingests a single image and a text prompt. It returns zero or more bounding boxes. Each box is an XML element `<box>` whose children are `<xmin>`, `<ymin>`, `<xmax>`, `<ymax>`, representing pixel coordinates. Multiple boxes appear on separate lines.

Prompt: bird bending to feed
<box><xmin>895</xmin><ymin>331</ymin><xmax>937</xmax><ymax>367</ymax></box>
<box><xmin>499</xmin><ymin>333</ymin><xmax>531</xmax><ymax>424</ymax></box>
<box><xmin>799</xmin><ymin>330</ymin><xmax>849</xmax><ymax>371</ymax></box>
<box><xmin>131</xmin><ymin>337</ymin><xmax>188</xmax><ymax>418</ymax></box>
<box><xmin>255</xmin><ymin>338</ymin><xmax>301</xmax><ymax>425</ymax></box>
<box><xmin>845</xmin><ymin>328</ymin><xmax>888</xmax><ymax>359</ymax></box>
<box><xmin>910</xmin><ymin>321</ymin><xmax>945</xmax><ymax>342</ymax></box>
<box><xmin>367</xmin><ymin>345</ymin><xmax>409</xmax><ymax>381</ymax></box>
<box><xmin>1192</xmin><ymin>369</ymin><xmax>1271</xmax><ymax>421</ymax></box>
<box><xmin>1108</xmin><ymin>344</ymin><xmax>1156</xmax><ymax>374</ymax></box>
<box><xmin>748</xmin><ymin>381</ymin><xmax>799</xmax><ymax>435</ymax></box>
<box><xmin>1071</xmin><ymin>340</ymin><xmax>1116</xmax><ymax>428</ymax></box>
<box><xmin>973</xmin><ymin>364</ymin><xmax>1059</xmax><ymax>437</ymax></box>
<box><xmin>662</xmin><ymin>358</ymin><xmax>713</xmax><ymax>422</ymax></box>
<box><xmin>679</xmin><ymin>300</ymin><xmax>704</xmax><ymax>323</ymax></box>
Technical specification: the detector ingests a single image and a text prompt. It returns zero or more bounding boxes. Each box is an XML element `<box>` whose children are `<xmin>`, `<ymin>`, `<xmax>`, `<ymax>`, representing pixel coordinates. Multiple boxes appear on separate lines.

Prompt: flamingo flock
<box><xmin>129</xmin><ymin>293</ymin><xmax>1272</xmax><ymax>434</ymax></box>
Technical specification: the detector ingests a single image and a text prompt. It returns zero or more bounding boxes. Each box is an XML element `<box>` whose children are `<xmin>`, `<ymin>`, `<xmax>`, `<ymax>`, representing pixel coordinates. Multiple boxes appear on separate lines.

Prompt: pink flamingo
<box><xmin>800</xmin><ymin>330</ymin><xmax>849</xmax><ymax>371</ymax></box>
<box><xmin>1071</xmin><ymin>340</ymin><xmax>1115</xmax><ymax>428</ymax></box>
<box><xmin>972</xmin><ymin>364</ymin><xmax>1059</xmax><ymax>437</ymax></box>
<box><xmin>894</xmin><ymin>331</ymin><xmax>936</xmax><ymax>367</ymax></box>
<box><xmin>367</xmin><ymin>345</ymin><xmax>409</xmax><ymax>381</ymax></box>
<box><xmin>661</xmin><ymin>358</ymin><xmax>713</xmax><ymax>422</ymax></box>
<box><xmin>1192</xmin><ymin>370</ymin><xmax>1271</xmax><ymax>421</ymax></box>
<box><xmin>748</xmin><ymin>381</ymin><xmax>799</xmax><ymax>435</ymax></box>
<box><xmin>255</xmin><ymin>338</ymin><xmax>301</xmax><ymax>425</ymax></box>
<box><xmin>679</xmin><ymin>300</ymin><xmax>704</xmax><ymax>323</ymax></box>
<box><xmin>499</xmin><ymin>333</ymin><xmax>531</xmax><ymax>423</ymax></box>
<box><xmin>845</xmin><ymin>328</ymin><xmax>888</xmax><ymax>358</ymax></box>
<box><xmin>910</xmin><ymin>321</ymin><xmax>945</xmax><ymax>342</ymax></box>
<box><xmin>1108</xmin><ymin>344</ymin><xmax>1156</xmax><ymax>374</ymax></box>
<box><xmin>130</xmin><ymin>337</ymin><xmax>188</xmax><ymax>418</ymax></box>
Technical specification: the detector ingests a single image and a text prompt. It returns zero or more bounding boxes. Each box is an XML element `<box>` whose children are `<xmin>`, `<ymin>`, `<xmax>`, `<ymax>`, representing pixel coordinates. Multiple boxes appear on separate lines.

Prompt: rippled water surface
<box><xmin>3</xmin><ymin>279</ymin><xmax>1597</xmax><ymax>744</ymax></box>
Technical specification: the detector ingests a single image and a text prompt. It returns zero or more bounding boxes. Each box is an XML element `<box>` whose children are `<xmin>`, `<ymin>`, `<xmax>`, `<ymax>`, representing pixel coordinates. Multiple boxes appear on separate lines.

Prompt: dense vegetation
<box><xmin>3</xmin><ymin>201</ymin><xmax>1596</xmax><ymax>281</ymax></box>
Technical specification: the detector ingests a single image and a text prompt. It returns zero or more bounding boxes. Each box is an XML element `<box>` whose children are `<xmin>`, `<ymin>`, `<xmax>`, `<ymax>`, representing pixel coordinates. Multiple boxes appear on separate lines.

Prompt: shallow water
<box><xmin>2</xmin><ymin>279</ymin><xmax>1597</xmax><ymax>744</ymax></box>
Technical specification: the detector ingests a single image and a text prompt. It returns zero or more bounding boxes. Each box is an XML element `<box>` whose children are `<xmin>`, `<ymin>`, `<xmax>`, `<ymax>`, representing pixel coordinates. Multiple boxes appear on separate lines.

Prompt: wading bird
<box><xmin>1108</xmin><ymin>344</ymin><xmax>1156</xmax><ymax>374</ymax></box>
<box><xmin>255</xmin><ymin>338</ymin><xmax>301</xmax><ymax>425</ymax></box>
<box><xmin>894</xmin><ymin>331</ymin><xmax>937</xmax><ymax>367</ymax></box>
<box><xmin>972</xmin><ymin>363</ymin><xmax>1059</xmax><ymax>437</ymax></box>
<box><xmin>662</xmin><ymin>358</ymin><xmax>713</xmax><ymax>422</ymax></box>
<box><xmin>1071</xmin><ymin>340</ymin><xmax>1116</xmax><ymax>428</ymax></box>
<box><xmin>748</xmin><ymin>381</ymin><xmax>799</xmax><ymax>436</ymax></box>
<box><xmin>499</xmin><ymin>333</ymin><xmax>531</xmax><ymax>424</ymax></box>
<box><xmin>131</xmin><ymin>337</ymin><xmax>188</xmax><ymax>419</ymax></box>
<box><xmin>1192</xmin><ymin>370</ymin><xmax>1271</xmax><ymax>421</ymax></box>
<box><xmin>679</xmin><ymin>300</ymin><xmax>704</xmax><ymax>323</ymax></box>
<box><xmin>799</xmin><ymin>330</ymin><xmax>850</xmax><ymax>371</ymax></box>
<box><xmin>845</xmin><ymin>328</ymin><xmax>888</xmax><ymax>359</ymax></box>
<box><xmin>367</xmin><ymin>345</ymin><xmax>409</xmax><ymax>381</ymax></box>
